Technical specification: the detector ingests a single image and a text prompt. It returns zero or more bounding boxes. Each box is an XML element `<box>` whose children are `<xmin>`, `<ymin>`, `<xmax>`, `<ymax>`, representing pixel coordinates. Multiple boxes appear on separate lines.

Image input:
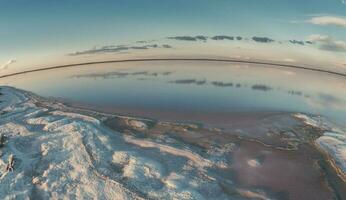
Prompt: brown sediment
<box><xmin>64</xmin><ymin>100</ymin><xmax>307</xmax><ymax>142</ymax></box>
<box><xmin>103</xmin><ymin>111</ymin><xmax>303</xmax><ymax>151</ymax></box>
<box><xmin>104</xmin><ymin>116</ymin><xmax>232</xmax><ymax>149</ymax></box>
<box><xmin>96</xmin><ymin>100</ymin><xmax>325</xmax><ymax>153</ymax></box>
<box><xmin>99</xmin><ymin>105</ymin><xmax>321</xmax><ymax>150</ymax></box>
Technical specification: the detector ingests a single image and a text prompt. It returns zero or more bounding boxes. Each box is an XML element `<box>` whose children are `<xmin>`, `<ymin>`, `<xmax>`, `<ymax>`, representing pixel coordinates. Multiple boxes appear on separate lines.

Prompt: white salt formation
<box><xmin>0</xmin><ymin>87</ymin><xmax>231</xmax><ymax>199</ymax></box>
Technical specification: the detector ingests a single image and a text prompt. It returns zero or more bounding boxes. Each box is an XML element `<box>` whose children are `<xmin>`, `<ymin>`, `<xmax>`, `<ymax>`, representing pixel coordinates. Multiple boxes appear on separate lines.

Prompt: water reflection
<box><xmin>251</xmin><ymin>84</ymin><xmax>273</xmax><ymax>91</ymax></box>
<box><xmin>170</xmin><ymin>79</ymin><xmax>207</xmax><ymax>85</ymax></box>
<box><xmin>70</xmin><ymin>71</ymin><xmax>173</xmax><ymax>79</ymax></box>
<box><xmin>211</xmin><ymin>81</ymin><xmax>234</xmax><ymax>87</ymax></box>
<box><xmin>0</xmin><ymin>61</ymin><xmax>345</xmax><ymax>127</ymax></box>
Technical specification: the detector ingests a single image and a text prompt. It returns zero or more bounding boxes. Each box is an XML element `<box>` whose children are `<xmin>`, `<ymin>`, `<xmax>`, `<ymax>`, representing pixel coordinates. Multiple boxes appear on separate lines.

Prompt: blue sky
<box><xmin>1</xmin><ymin>0</ymin><xmax>346</xmax><ymax>71</ymax></box>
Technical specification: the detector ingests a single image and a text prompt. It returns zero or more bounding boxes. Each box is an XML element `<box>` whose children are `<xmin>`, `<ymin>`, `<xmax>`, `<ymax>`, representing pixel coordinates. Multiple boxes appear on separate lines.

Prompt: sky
<box><xmin>1</xmin><ymin>0</ymin><xmax>346</xmax><ymax>73</ymax></box>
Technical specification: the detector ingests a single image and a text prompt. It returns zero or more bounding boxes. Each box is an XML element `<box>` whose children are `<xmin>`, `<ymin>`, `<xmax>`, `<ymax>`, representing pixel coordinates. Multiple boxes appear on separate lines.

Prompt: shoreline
<box><xmin>14</xmin><ymin>86</ymin><xmax>346</xmax><ymax>179</ymax></box>
<box><xmin>1</xmin><ymin>58</ymin><xmax>346</xmax><ymax>79</ymax></box>
<box><xmin>22</xmin><ymin>86</ymin><xmax>346</xmax><ymax>180</ymax></box>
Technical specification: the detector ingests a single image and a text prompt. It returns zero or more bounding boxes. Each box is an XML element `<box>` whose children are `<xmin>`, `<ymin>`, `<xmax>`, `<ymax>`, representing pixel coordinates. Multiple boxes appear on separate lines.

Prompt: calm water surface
<box><xmin>1</xmin><ymin>61</ymin><xmax>345</xmax><ymax>127</ymax></box>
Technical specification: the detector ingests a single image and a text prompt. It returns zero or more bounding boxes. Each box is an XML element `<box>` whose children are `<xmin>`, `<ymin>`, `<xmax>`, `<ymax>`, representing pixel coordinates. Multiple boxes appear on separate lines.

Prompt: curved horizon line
<box><xmin>0</xmin><ymin>58</ymin><xmax>345</xmax><ymax>79</ymax></box>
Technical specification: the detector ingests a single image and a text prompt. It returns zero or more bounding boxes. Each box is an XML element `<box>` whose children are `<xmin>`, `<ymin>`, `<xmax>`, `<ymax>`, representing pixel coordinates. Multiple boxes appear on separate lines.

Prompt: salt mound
<box><xmin>295</xmin><ymin>113</ymin><xmax>346</xmax><ymax>179</ymax></box>
<box><xmin>316</xmin><ymin>132</ymin><xmax>346</xmax><ymax>177</ymax></box>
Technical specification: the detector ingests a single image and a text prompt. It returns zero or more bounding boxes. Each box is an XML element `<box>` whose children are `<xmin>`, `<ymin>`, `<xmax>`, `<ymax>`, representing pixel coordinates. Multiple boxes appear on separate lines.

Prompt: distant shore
<box><xmin>1</xmin><ymin>58</ymin><xmax>346</xmax><ymax>79</ymax></box>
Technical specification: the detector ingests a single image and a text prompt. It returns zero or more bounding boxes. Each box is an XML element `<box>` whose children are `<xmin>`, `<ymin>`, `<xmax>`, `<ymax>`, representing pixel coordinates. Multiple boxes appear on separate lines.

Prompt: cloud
<box><xmin>167</xmin><ymin>36</ymin><xmax>207</xmax><ymax>41</ymax></box>
<box><xmin>136</xmin><ymin>39</ymin><xmax>156</xmax><ymax>44</ymax></box>
<box><xmin>309</xmin><ymin>16</ymin><xmax>346</xmax><ymax>27</ymax></box>
<box><xmin>210</xmin><ymin>36</ymin><xmax>234</xmax><ymax>41</ymax></box>
<box><xmin>73</xmin><ymin>34</ymin><xmax>294</xmax><ymax>56</ymax></box>
<box><xmin>289</xmin><ymin>40</ymin><xmax>305</xmax><ymax>45</ymax></box>
<box><xmin>0</xmin><ymin>59</ymin><xmax>16</xmax><ymax>70</ymax></box>
<box><xmin>195</xmin><ymin>35</ymin><xmax>208</xmax><ymax>41</ymax></box>
<box><xmin>308</xmin><ymin>34</ymin><xmax>346</xmax><ymax>52</ymax></box>
<box><xmin>252</xmin><ymin>37</ymin><xmax>274</xmax><ymax>43</ymax></box>
<box><xmin>168</xmin><ymin>35</ymin><xmax>245</xmax><ymax>42</ymax></box>
<box><xmin>69</xmin><ymin>44</ymin><xmax>172</xmax><ymax>56</ymax></box>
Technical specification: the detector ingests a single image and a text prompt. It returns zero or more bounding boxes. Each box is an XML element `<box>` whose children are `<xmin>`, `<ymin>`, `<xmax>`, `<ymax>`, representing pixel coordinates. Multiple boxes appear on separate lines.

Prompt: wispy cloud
<box><xmin>308</xmin><ymin>34</ymin><xmax>346</xmax><ymax>52</ymax></box>
<box><xmin>70</xmin><ymin>33</ymin><xmax>344</xmax><ymax>57</ymax></box>
<box><xmin>210</xmin><ymin>36</ymin><xmax>234</xmax><ymax>41</ymax></box>
<box><xmin>167</xmin><ymin>36</ymin><xmax>208</xmax><ymax>41</ymax></box>
<box><xmin>308</xmin><ymin>16</ymin><xmax>346</xmax><ymax>27</ymax></box>
<box><xmin>69</xmin><ymin>44</ymin><xmax>172</xmax><ymax>56</ymax></box>
<box><xmin>252</xmin><ymin>37</ymin><xmax>274</xmax><ymax>43</ymax></box>
<box><xmin>169</xmin><ymin>35</ymin><xmax>280</xmax><ymax>43</ymax></box>
<box><xmin>0</xmin><ymin>59</ymin><xmax>16</xmax><ymax>70</ymax></box>
<box><xmin>289</xmin><ymin>40</ymin><xmax>305</xmax><ymax>45</ymax></box>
